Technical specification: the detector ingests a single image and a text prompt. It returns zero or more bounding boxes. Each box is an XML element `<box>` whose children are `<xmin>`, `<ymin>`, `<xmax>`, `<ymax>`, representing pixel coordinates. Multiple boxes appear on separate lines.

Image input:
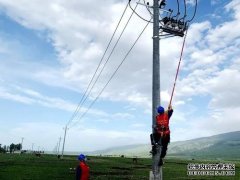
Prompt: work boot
<box><xmin>150</xmin><ymin>145</ymin><xmax>157</xmax><ymax>155</ymax></box>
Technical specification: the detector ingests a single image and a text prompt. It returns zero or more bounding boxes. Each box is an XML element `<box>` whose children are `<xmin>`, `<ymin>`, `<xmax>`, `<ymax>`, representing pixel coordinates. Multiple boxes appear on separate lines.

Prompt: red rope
<box><xmin>169</xmin><ymin>30</ymin><xmax>188</xmax><ymax>107</ymax></box>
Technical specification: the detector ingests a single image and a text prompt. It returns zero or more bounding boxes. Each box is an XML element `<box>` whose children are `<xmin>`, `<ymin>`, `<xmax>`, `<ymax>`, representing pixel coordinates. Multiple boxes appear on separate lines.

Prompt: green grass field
<box><xmin>0</xmin><ymin>153</ymin><xmax>239</xmax><ymax>179</ymax></box>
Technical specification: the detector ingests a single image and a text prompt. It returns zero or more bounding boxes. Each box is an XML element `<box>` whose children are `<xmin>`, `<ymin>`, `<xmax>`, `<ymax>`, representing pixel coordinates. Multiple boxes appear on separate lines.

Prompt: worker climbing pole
<box><xmin>149</xmin><ymin>0</ymin><xmax>197</xmax><ymax>179</ymax></box>
<box><xmin>128</xmin><ymin>0</ymin><xmax>197</xmax><ymax>179</ymax></box>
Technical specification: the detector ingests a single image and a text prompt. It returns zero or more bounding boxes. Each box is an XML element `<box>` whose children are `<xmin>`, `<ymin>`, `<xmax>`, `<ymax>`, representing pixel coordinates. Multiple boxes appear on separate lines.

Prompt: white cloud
<box><xmin>112</xmin><ymin>112</ymin><xmax>134</xmax><ymax>120</ymax></box>
<box><xmin>131</xmin><ymin>123</ymin><xmax>146</xmax><ymax>128</ymax></box>
<box><xmin>225</xmin><ymin>0</ymin><xmax>240</xmax><ymax>19</ymax></box>
<box><xmin>207</xmin><ymin>69</ymin><xmax>240</xmax><ymax>108</ymax></box>
<box><xmin>185</xmin><ymin>107</ymin><xmax>240</xmax><ymax>137</ymax></box>
<box><xmin>0</xmin><ymin>87</ymin><xmax>34</xmax><ymax>104</ymax></box>
<box><xmin>164</xmin><ymin>0</ymin><xmax>240</xmax><ymax>142</ymax></box>
<box><xmin>206</xmin><ymin>2</ymin><xmax>240</xmax><ymax>50</ymax></box>
<box><xmin>0</xmin><ymin>0</ymin><xmax>240</xmax><ymax>150</ymax></box>
<box><xmin>0</xmin><ymin>85</ymin><xmax>77</xmax><ymax>111</ymax></box>
<box><xmin>0</xmin><ymin>84</ymin><xmax>114</xmax><ymax>122</ymax></box>
<box><xmin>186</xmin><ymin>0</ymin><xmax>197</xmax><ymax>6</ymax></box>
<box><xmin>0</xmin><ymin>0</ymin><xmax>183</xmax><ymax>110</ymax></box>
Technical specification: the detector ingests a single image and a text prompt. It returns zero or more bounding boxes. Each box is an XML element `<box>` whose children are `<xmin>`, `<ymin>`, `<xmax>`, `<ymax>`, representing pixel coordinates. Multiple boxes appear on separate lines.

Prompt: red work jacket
<box><xmin>79</xmin><ymin>162</ymin><xmax>89</xmax><ymax>180</ymax></box>
<box><xmin>156</xmin><ymin>112</ymin><xmax>170</xmax><ymax>135</ymax></box>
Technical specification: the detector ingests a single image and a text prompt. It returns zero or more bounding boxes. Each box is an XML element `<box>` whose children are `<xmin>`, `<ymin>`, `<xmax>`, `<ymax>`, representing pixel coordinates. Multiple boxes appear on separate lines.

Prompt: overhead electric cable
<box><xmin>66</xmin><ymin>2</ymin><xmax>129</xmax><ymax>126</ymax></box>
<box><xmin>69</xmin><ymin>19</ymin><xmax>151</xmax><ymax>128</ymax></box>
<box><xmin>67</xmin><ymin>1</ymin><xmax>141</xmax><ymax>127</ymax></box>
<box><xmin>143</xmin><ymin>0</ymin><xmax>153</xmax><ymax>15</ymax></box>
<box><xmin>183</xmin><ymin>0</ymin><xmax>187</xmax><ymax>17</ymax></box>
<box><xmin>179</xmin><ymin>0</ymin><xmax>187</xmax><ymax>21</ymax></box>
<box><xmin>172</xmin><ymin>0</ymin><xmax>180</xmax><ymax>18</ymax></box>
<box><xmin>129</xmin><ymin>0</ymin><xmax>153</xmax><ymax>23</ymax></box>
<box><xmin>187</xmin><ymin>0</ymin><xmax>197</xmax><ymax>22</ymax></box>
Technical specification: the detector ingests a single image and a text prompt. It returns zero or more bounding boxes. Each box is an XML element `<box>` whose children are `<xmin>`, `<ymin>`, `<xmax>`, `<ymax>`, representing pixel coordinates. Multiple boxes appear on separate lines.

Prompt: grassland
<box><xmin>0</xmin><ymin>153</ymin><xmax>239</xmax><ymax>179</ymax></box>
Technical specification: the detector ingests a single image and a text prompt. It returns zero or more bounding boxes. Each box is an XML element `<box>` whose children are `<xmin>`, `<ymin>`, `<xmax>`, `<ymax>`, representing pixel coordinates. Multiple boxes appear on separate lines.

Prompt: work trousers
<box><xmin>150</xmin><ymin>133</ymin><xmax>170</xmax><ymax>159</ymax></box>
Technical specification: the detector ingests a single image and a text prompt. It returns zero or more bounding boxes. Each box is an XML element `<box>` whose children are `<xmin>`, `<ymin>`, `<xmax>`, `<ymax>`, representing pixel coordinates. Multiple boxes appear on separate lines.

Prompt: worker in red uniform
<box><xmin>150</xmin><ymin>105</ymin><xmax>173</xmax><ymax>166</ymax></box>
<box><xmin>76</xmin><ymin>154</ymin><xmax>89</xmax><ymax>180</ymax></box>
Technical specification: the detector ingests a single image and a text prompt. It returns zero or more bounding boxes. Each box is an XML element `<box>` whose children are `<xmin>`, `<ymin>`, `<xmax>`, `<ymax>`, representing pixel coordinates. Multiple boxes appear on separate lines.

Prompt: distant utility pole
<box><xmin>57</xmin><ymin>137</ymin><xmax>62</xmax><ymax>156</ymax></box>
<box><xmin>21</xmin><ymin>137</ymin><xmax>24</xmax><ymax>151</ymax></box>
<box><xmin>32</xmin><ymin>143</ymin><xmax>34</xmax><ymax>152</ymax></box>
<box><xmin>61</xmin><ymin>126</ymin><xmax>68</xmax><ymax>158</ymax></box>
<box><xmin>151</xmin><ymin>0</ymin><xmax>161</xmax><ymax>179</ymax></box>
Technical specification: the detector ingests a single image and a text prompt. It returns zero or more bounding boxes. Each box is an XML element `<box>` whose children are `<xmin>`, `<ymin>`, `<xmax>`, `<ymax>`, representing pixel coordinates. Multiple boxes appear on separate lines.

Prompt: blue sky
<box><xmin>0</xmin><ymin>0</ymin><xmax>240</xmax><ymax>152</ymax></box>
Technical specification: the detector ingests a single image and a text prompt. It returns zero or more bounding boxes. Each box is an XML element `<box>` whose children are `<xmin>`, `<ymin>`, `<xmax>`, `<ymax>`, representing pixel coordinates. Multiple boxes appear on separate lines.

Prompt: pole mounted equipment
<box><xmin>159</xmin><ymin>0</ymin><xmax>197</xmax><ymax>37</ymax></box>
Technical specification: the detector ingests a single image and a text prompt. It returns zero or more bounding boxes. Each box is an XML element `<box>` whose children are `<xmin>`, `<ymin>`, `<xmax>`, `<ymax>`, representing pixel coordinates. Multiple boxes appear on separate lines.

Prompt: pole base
<box><xmin>149</xmin><ymin>169</ymin><xmax>162</xmax><ymax>180</ymax></box>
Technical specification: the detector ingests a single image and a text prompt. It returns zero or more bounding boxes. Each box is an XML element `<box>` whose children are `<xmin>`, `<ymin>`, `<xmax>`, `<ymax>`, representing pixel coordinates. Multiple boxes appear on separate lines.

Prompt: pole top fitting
<box><xmin>152</xmin><ymin>35</ymin><xmax>159</xmax><ymax>39</ymax></box>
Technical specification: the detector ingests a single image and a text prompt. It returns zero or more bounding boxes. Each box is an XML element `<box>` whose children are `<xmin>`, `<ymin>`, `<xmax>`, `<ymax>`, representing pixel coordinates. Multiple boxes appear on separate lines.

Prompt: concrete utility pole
<box><xmin>21</xmin><ymin>137</ymin><xmax>24</xmax><ymax>151</ymax></box>
<box><xmin>57</xmin><ymin>137</ymin><xmax>62</xmax><ymax>156</ymax></box>
<box><xmin>151</xmin><ymin>0</ymin><xmax>162</xmax><ymax>179</ymax></box>
<box><xmin>61</xmin><ymin>126</ymin><xmax>68</xmax><ymax>158</ymax></box>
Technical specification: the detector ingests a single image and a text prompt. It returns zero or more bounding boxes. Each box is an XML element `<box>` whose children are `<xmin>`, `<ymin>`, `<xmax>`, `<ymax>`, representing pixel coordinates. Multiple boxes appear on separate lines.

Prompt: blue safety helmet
<box><xmin>78</xmin><ymin>154</ymin><xmax>86</xmax><ymax>161</ymax></box>
<box><xmin>157</xmin><ymin>106</ymin><xmax>164</xmax><ymax>114</ymax></box>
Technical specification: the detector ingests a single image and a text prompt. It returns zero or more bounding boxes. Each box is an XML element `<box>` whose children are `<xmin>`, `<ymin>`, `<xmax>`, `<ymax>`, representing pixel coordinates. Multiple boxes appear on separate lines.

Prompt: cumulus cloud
<box><xmin>168</xmin><ymin>0</ymin><xmax>240</xmax><ymax>142</ymax></box>
<box><xmin>0</xmin><ymin>0</ymin><xmax>240</xmax><ymax>151</ymax></box>
<box><xmin>0</xmin><ymin>84</ymin><xmax>115</xmax><ymax>122</ymax></box>
<box><xmin>186</xmin><ymin>0</ymin><xmax>196</xmax><ymax>6</ymax></box>
<box><xmin>0</xmin><ymin>87</ymin><xmax>34</xmax><ymax>104</ymax></box>
<box><xmin>0</xmin><ymin>0</ymin><xmax>185</xmax><ymax>110</ymax></box>
<box><xmin>185</xmin><ymin>107</ymin><xmax>240</xmax><ymax>137</ymax></box>
<box><xmin>0</xmin><ymin>85</ymin><xmax>76</xmax><ymax>111</ymax></box>
<box><xmin>207</xmin><ymin>69</ymin><xmax>240</xmax><ymax>108</ymax></box>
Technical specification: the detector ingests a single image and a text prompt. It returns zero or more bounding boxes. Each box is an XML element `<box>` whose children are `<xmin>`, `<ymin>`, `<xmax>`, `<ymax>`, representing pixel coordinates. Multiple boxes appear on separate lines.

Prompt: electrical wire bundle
<box><xmin>66</xmin><ymin>0</ymin><xmax>152</xmax><ymax>129</ymax></box>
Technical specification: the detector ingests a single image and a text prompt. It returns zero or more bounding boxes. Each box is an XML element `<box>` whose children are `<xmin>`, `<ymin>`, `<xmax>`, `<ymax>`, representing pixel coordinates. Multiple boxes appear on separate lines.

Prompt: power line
<box><xmin>129</xmin><ymin>0</ymin><xmax>153</xmax><ymax>23</ymax></box>
<box><xmin>69</xmin><ymin>19</ymin><xmax>151</xmax><ymax>129</ymax></box>
<box><xmin>183</xmin><ymin>0</ymin><xmax>187</xmax><ymax>17</ymax></box>
<box><xmin>172</xmin><ymin>0</ymin><xmax>180</xmax><ymax>19</ymax></box>
<box><xmin>67</xmin><ymin>1</ymin><xmax>140</xmax><ymax>127</ymax></box>
<box><xmin>66</xmin><ymin>2</ymin><xmax>129</xmax><ymax>126</ymax></box>
<box><xmin>61</xmin><ymin>1</ymin><xmax>140</xmax><ymax>158</ymax></box>
<box><xmin>143</xmin><ymin>0</ymin><xmax>153</xmax><ymax>16</ymax></box>
<box><xmin>187</xmin><ymin>0</ymin><xmax>198</xmax><ymax>23</ymax></box>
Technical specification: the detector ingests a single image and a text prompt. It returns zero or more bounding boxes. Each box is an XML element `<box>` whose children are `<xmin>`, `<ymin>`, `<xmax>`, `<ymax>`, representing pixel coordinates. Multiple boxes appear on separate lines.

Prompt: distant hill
<box><xmin>89</xmin><ymin>144</ymin><xmax>150</xmax><ymax>157</ymax></box>
<box><xmin>88</xmin><ymin>131</ymin><xmax>240</xmax><ymax>160</ymax></box>
<box><xmin>168</xmin><ymin>131</ymin><xmax>240</xmax><ymax>159</ymax></box>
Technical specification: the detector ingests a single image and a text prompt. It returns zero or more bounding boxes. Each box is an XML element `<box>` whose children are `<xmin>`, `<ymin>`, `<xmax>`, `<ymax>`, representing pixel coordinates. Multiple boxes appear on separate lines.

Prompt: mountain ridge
<box><xmin>87</xmin><ymin>131</ymin><xmax>240</xmax><ymax>159</ymax></box>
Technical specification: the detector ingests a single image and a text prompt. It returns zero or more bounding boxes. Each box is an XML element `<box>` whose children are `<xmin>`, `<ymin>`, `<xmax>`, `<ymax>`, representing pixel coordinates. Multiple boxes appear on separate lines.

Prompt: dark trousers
<box><xmin>150</xmin><ymin>133</ymin><xmax>170</xmax><ymax>159</ymax></box>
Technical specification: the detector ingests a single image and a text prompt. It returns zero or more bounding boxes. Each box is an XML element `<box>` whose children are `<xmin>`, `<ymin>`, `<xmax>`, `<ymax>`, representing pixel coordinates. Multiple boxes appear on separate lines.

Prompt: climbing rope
<box><xmin>168</xmin><ymin>29</ymin><xmax>188</xmax><ymax>107</ymax></box>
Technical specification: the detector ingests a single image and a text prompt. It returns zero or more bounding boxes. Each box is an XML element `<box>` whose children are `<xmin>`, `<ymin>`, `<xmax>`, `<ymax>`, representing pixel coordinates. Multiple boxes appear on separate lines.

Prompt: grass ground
<box><xmin>0</xmin><ymin>153</ymin><xmax>239</xmax><ymax>179</ymax></box>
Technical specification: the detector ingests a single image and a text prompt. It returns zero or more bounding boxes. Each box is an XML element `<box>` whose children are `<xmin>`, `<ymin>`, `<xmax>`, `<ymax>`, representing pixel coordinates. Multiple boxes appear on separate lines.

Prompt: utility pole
<box><xmin>61</xmin><ymin>126</ymin><xmax>68</xmax><ymax>158</ymax></box>
<box><xmin>21</xmin><ymin>137</ymin><xmax>24</xmax><ymax>151</ymax></box>
<box><xmin>32</xmin><ymin>143</ymin><xmax>34</xmax><ymax>152</ymax></box>
<box><xmin>57</xmin><ymin>137</ymin><xmax>62</xmax><ymax>156</ymax></box>
<box><xmin>151</xmin><ymin>0</ymin><xmax>162</xmax><ymax>179</ymax></box>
